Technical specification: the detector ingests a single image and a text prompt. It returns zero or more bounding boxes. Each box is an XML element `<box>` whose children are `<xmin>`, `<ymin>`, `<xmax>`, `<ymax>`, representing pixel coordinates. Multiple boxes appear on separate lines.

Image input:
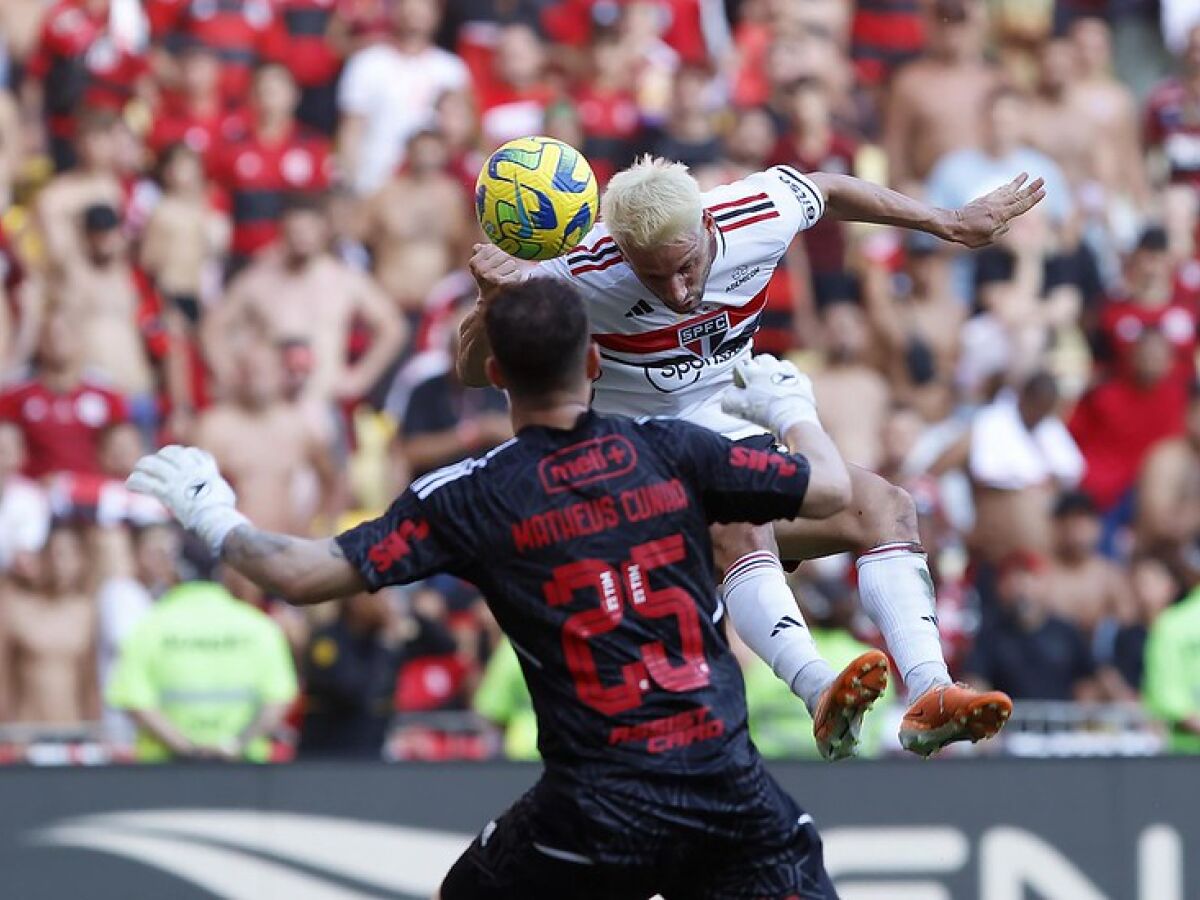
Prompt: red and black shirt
<box><xmin>210</xmin><ymin>124</ymin><xmax>332</xmax><ymax>257</ymax></box>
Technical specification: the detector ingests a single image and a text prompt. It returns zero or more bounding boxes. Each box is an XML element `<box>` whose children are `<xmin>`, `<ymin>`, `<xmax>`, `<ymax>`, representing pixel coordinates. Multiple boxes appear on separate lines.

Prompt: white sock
<box><xmin>856</xmin><ymin>543</ymin><xmax>952</xmax><ymax>702</ymax></box>
<box><xmin>724</xmin><ymin>551</ymin><xmax>835</xmax><ymax>715</ymax></box>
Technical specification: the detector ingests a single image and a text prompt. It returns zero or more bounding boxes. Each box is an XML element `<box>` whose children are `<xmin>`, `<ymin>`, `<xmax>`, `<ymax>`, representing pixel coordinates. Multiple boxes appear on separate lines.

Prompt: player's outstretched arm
<box><xmin>807</xmin><ymin>171</ymin><xmax>1046</xmax><ymax>250</ymax></box>
<box><xmin>721</xmin><ymin>356</ymin><xmax>851</xmax><ymax>518</ymax></box>
<box><xmin>126</xmin><ymin>446</ymin><xmax>365</xmax><ymax>605</ymax></box>
<box><xmin>458</xmin><ymin>243</ymin><xmax>533</xmax><ymax>387</ymax></box>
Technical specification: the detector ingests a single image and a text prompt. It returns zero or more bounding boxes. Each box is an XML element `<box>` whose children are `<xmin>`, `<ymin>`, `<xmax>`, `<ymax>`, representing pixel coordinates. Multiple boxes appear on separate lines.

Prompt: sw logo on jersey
<box><xmin>679</xmin><ymin>313</ymin><xmax>731</xmax><ymax>358</ymax></box>
<box><xmin>368</xmin><ymin>519</ymin><xmax>430</xmax><ymax>572</ymax></box>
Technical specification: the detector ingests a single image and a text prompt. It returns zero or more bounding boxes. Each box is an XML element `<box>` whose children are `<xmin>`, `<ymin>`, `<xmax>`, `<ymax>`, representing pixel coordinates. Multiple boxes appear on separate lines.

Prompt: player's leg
<box><xmin>773</xmin><ymin>466</ymin><xmax>1012</xmax><ymax>755</ymax></box>
<box><xmin>668</xmin><ymin>769</ymin><xmax>839</xmax><ymax>900</ymax></box>
<box><xmin>438</xmin><ymin>783</ymin><xmax>658</xmax><ymax>900</ymax></box>
<box><xmin>714</xmin><ymin>521</ymin><xmax>888</xmax><ymax>761</ymax></box>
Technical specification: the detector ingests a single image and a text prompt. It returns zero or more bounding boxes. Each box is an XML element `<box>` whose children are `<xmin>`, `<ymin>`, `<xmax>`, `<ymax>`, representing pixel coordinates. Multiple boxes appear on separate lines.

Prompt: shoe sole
<box><xmin>814</xmin><ymin>651</ymin><xmax>890</xmax><ymax>761</ymax></box>
<box><xmin>899</xmin><ymin>693</ymin><xmax>1013</xmax><ymax>758</ymax></box>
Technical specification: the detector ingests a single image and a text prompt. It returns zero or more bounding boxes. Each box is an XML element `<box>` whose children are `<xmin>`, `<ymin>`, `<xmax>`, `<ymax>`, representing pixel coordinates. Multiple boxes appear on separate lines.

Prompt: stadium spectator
<box><xmin>647</xmin><ymin>63</ymin><xmax>722</xmax><ymax>171</ymax></box>
<box><xmin>35</xmin><ymin>110</ymin><xmax>124</xmax><ymax>272</ymax></box>
<box><xmin>770</xmin><ymin>77</ymin><xmax>856</xmax><ymax>305</ymax></box>
<box><xmin>967</xmin><ymin>372</ymin><xmax>1085</xmax><ymax>565</ymax></box>
<box><xmin>963</xmin><ymin>550</ymin><xmax>1098</xmax><ymax>701</ymax></box>
<box><xmin>140</xmin><ymin>142</ymin><xmax>229</xmax><ymax>426</ymax></box>
<box><xmin>146</xmin><ymin>42</ymin><xmax>248</xmax><ymax>167</ymax></box>
<box><xmin>54</xmin><ymin>204</ymin><xmax>157</xmax><ymax>412</ymax></box>
<box><xmin>106</xmin><ymin>580</ymin><xmax>298</xmax><ymax>761</ymax></box>
<box><xmin>850</xmin><ymin>0</ymin><xmax>925</xmax><ymax>91</ymax></box>
<box><xmin>812</xmin><ymin>298</ymin><xmax>891</xmax><ymax>471</ymax></box>
<box><xmin>1071</xmin><ymin>329</ymin><xmax>1189</xmax><ymax>516</ymax></box>
<box><xmin>210</xmin><ymin>63</ymin><xmax>331</xmax><ymax>271</ymax></box>
<box><xmin>861</xmin><ymin>237</ymin><xmax>964</xmax><ymax>422</ymax></box>
<box><xmin>397</xmin><ymin>305</ymin><xmax>509</xmax><ymax>479</ymax></box>
<box><xmin>0</xmin><ymin>422</ymin><xmax>50</xmax><ymax>573</ymax></box>
<box><xmin>475</xmin><ymin>24</ymin><xmax>554</xmax><ymax>149</ymax></box>
<box><xmin>1097</xmin><ymin>556</ymin><xmax>1177</xmax><ymax>696</ymax></box>
<box><xmin>696</xmin><ymin>105</ymin><xmax>776</xmax><ymax>190</ymax></box>
<box><xmin>193</xmin><ymin>339</ymin><xmax>339</xmax><ymax>535</ymax></box>
<box><xmin>23</xmin><ymin>0</ymin><xmax>152</xmax><ymax>172</ymax></box>
<box><xmin>297</xmin><ymin>590</ymin><xmax>404</xmax><ymax>758</ymax></box>
<box><xmin>885</xmin><ymin>0</ymin><xmax>998</xmax><ymax>193</ymax></box>
<box><xmin>336</xmin><ymin>0</ymin><xmax>469</xmax><ymax>193</ymax></box>
<box><xmin>1094</xmin><ymin>226</ymin><xmax>1197</xmax><ymax>384</ymax></box>
<box><xmin>1145</xmin><ymin>24</ymin><xmax>1200</xmax><ymax>199</ymax></box>
<box><xmin>96</xmin><ymin>522</ymin><xmax>183</xmax><ymax>745</ymax></box>
<box><xmin>1026</xmin><ymin>38</ymin><xmax>1108</xmax><ymax>204</ymax></box>
<box><xmin>1135</xmin><ymin>386</ymin><xmax>1200</xmax><ymax>585</ymax></box>
<box><xmin>926</xmin><ymin>86</ymin><xmax>1073</xmax><ymax>305</ymax></box>
<box><xmin>473</xmin><ymin>637</ymin><xmax>537</xmax><ymax>761</ymax></box>
<box><xmin>277</xmin><ymin>0</ymin><xmax>345</xmax><ymax>136</ymax></box>
<box><xmin>1144</xmin><ymin>579</ymin><xmax>1200</xmax><ymax>753</ymax></box>
<box><xmin>146</xmin><ymin>0</ymin><xmax>287</xmax><ymax>105</ymax></box>
<box><xmin>0</xmin><ymin>309</ymin><xmax>130</xmax><ymax>479</ymax></box>
<box><xmin>361</xmin><ymin>129</ymin><xmax>472</xmax><ymax>318</ymax></box>
<box><xmin>1043</xmin><ymin>491</ymin><xmax>1133</xmax><ymax>635</ymax></box>
<box><xmin>203</xmin><ymin>195</ymin><xmax>406</xmax><ymax>408</ymax></box>
<box><xmin>1067</xmin><ymin>17</ymin><xmax>1150</xmax><ymax>213</ymax></box>
<box><xmin>964</xmin><ymin>207</ymin><xmax>1085</xmax><ymax>392</ymax></box>
<box><xmin>0</xmin><ymin>523</ymin><xmax>98</xmax><ymax>725</ymax></box>
<box><xmin>573</xmin><ymin>29</ymin><xmax>640</xmax><ymax>187</ymax></box>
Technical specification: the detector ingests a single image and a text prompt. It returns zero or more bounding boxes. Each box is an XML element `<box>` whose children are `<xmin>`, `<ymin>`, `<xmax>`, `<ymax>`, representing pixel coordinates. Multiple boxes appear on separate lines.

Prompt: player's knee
<box><xmin>711</xmin><ymin>522</ymin><xmax>776</xmax><ymax>575</ymax></box>
<box><xmin>856</xmin><ymin>472</ymin><xmax>919</xmax><ymax>546</ymax></box>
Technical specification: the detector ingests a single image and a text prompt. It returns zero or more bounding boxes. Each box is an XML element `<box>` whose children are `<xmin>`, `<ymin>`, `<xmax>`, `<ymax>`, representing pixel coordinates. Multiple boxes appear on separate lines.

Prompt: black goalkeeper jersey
<box><xmin>337</xmin><ymin>411</ymin><xmax>811</xmax><ymax>788</ymax></box>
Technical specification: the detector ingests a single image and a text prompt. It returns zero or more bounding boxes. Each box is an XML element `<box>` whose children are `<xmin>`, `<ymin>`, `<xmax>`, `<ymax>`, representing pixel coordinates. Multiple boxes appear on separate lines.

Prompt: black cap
<box><xmin>82</xmin><ymin>204</ymin><xmax>120</xmax><ymax>233</ymax></box>
<box><xmin>1136</xmin><ymin>224</ymin><xmax>1169</xmax><ymax>252</ymax></box>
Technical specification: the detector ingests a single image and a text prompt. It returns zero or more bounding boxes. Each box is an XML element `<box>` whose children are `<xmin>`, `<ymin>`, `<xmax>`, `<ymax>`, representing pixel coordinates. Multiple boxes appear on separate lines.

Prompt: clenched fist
<box><xmin>469</xmin><ymin>243</ymin><xmax>533</xmax><ymax>301</ymax></box>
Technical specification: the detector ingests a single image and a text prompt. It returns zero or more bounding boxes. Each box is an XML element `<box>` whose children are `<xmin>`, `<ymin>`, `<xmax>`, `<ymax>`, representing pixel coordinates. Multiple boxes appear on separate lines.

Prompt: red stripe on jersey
<box><xmin>720</xmin><ymin>210</ymin><xmax>781</xmax><ymax>232</ymax></box>
<box><xmin>707</xmin><ymin>192</ymin><xmax>769</xmax><ymax>213</ymax></box>
<box><xmin>569</xmin><ymin>235</ymin><xmax>616</xmax><ymax>259</ymax></box>
<box><xmin>570</xmin><ymin>255</ymin><xmax>624</xmax><ymax>276</ymax></box>
<box><xmin>593</xmin><ymin>286</ymin><xmax>769</xmax><ymax>354</ymax></box>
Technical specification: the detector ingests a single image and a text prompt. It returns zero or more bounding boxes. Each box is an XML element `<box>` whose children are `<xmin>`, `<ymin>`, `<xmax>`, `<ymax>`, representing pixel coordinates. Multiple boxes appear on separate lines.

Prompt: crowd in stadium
<box><xmin>0</xmin><ymin>0</ymin><xmax>1199</xmax><ymax>763</ymax></box>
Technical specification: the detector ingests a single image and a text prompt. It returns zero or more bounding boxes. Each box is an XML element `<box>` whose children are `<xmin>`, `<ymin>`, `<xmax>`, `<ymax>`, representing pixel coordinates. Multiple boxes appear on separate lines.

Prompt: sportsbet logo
<box><xmin>367</xmin><ymin>519</ymin><xmax>430</xmax><ymax>572</ymax></box>
<box><xmin>538</xmin><ymin>435</ymin><xmax>637</xmax><ymax>494</ymax></box>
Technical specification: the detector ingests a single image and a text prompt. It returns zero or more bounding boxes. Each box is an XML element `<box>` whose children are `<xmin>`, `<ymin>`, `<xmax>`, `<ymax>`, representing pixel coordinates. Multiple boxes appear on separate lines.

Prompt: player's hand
<box><xmin>469</xmin><ymin>243</ymin><xmax>531</xmax><ymax>301</ymax></box>
<box><xmin>126</xmin><ymin>445</ymin><xmax>248</xmax><ymax>556</ymax></box>
<box><xmin>721</xmin><ymin>355</ymin><xmax>821</xmax><ymax>437</ymax></box>
<box><xmin>947</xmin><ymin>173</ymin><xmax>1047</xmax><ymax>249</ymax></box>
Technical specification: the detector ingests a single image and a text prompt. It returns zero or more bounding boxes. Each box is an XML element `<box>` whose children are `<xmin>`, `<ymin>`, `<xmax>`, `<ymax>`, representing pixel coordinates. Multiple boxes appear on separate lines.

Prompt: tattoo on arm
<box><xmin>221</xmin><ymin>525</ymin><xmax>294</xmax><ymax>563</ymax></box>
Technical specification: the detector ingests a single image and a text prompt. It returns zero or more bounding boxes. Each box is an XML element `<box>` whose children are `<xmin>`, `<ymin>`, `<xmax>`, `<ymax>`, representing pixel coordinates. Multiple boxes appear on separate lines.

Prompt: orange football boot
<box><xmin>899</xmin><ymin>683</ymin><xmax>1013</xmax><ymax>757</ymax></box>
<box><xmin>812</xmin><ymin>649</ymin><xmax>890</xmax><ymax>761</ymax></box>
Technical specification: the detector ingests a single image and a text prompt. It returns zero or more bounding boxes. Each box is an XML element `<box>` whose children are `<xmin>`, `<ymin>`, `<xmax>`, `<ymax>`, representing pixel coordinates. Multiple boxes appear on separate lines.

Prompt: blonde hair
<box><xmin>601</xmin><ymin>155</ymin><xmax>704</xmax><ymax>253</ymax></box>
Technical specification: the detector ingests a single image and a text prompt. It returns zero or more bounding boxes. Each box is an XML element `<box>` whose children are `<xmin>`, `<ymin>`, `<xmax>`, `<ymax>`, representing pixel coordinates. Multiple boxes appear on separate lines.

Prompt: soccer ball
<box><xmin>475</xmin><ymin>136</ymin><xmax>599</xmax><ymax>261</ymax></box>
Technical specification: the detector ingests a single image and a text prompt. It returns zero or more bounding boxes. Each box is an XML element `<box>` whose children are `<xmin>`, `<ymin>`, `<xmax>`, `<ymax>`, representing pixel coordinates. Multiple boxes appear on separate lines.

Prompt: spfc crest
<box><xmin>678</xmin><ymin>312</ymin><xmax>730</xmax><ymax>358</ymax></box>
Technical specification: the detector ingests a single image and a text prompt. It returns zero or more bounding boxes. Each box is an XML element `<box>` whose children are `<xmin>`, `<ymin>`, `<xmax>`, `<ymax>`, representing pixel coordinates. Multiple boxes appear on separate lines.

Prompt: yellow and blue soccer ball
<box><xmin>475</xmin><ymin>136</ymin><xmax>599</xmax><ymax>261</ymax></box>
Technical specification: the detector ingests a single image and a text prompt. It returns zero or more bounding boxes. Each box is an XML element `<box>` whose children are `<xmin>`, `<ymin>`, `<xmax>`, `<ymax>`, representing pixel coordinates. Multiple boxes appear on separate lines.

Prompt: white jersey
<box><xmin>537</xmin><ymin>166</ymin><xmax>825</xmax><ymax>439</ymax></box>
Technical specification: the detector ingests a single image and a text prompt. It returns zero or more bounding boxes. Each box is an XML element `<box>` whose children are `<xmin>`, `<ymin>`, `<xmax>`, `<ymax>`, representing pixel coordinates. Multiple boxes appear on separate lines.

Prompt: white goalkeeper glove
<box><xmin>126</xmin><ymin>445</ymin><xmax>248</xmax><ymax>557</ymax></box>
<box><xmin>720</xmin><ymin>354</ymin><xmax>822</xmax><ymax>438</ymax></box>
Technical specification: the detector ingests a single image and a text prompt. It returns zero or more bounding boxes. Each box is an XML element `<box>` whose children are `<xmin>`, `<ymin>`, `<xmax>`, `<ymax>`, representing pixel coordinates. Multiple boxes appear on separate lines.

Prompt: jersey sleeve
<box><xmin>756</xmin><ymin>165</ymin><xmax>826</xmax><ymax>235</ymax></box>
<box><xmin>334</xmin><ymin>490</ymin><xmax>464</xmax><ymax>591</ymax></box>
<box><xmin>532</xmin><ymin>253</ymin><xmax>572</xmax><ymax>283</ymax></box>
<box><xmin>648</xmin><ymin>419</ymin><xmax>811</xmax><ymax>524</ymax></box>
